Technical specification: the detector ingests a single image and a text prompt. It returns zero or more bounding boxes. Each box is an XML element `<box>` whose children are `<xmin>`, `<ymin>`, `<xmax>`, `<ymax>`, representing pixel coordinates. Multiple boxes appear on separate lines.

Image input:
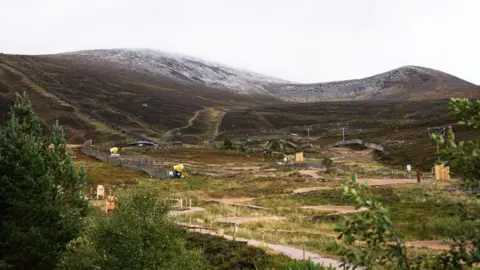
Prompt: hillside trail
<box><xmin>168</xmin><ymin>207</ymin><xmax>452</xmax><ymax>269</ymax></box>
<box><xmin>163</xmin><ymin>107</ymin><xmax>226</xmax><ymax>140</ymax></box>
<box><xmin>169</xmin><ymin>207</ymin><xmax>346</xmax><ymax>268</ymax></box>
<box><xmin>0</xmin><ymin>62</ymin><xmax>129</xmax><ymax>139</ymax></box>
<box><xmin>216</xmin><ymin>216</ymin><xmax>286</xmax><ymax>224</ymax></box>
<box><xmin>293</xmin><ymin>178</ymin><xmax>417</xmax><ymax>194</ymax></box>
<box><xmin>176</xmin><ymin>221</ymin><xmax>350</xmax><ymax>269</ymax></box>
<box><xmin>168</xmin><ymin>207</ymin><xmax>205</xmax><ymax>216</ymax></box>
<box><xmin>301</xmin><ymin>205</ymin><xmax>369</xmax><ymax>214</ymax></box>
<box><xmin>207</xmin><ymin>197</ymin><xmax>269</xmax><ymax>210</ymax></box>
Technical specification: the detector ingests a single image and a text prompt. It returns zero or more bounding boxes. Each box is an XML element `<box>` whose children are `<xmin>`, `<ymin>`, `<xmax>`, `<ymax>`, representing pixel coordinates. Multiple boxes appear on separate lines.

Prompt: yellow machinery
<box><xmin>168</xmin><ymin>164</ymin><xmax>188</xmax><ymax>178</ymax></box>
<box><xmin>109</xmin><ymin>147</ymin><xmax>120</xmax><ymax>157</ymax></box>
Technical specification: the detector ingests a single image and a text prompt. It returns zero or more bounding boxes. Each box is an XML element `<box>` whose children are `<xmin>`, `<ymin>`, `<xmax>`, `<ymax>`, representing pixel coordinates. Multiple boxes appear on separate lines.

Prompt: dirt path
<box><xmin>216</xmin><ymin>216</ymin><xmax>286</xmax><ymax>224</ymax></box>
<box><xmin>298</xmin><ymin>169</ymin><xmax>321</xmax><ymax>179</ymax></box>
<box><xmin>403</xmin><ymin>241</ymin><xmax>451</xmax><ymax>250</ymax></box>
<box><xmin>178</xmin><ymin>222</ymin><xmax>351</xmax><ymax>269</ymax></box>
<box><xmin>301</xmin><ymin>205</ymin><xmax>368</xmax><ymax>214</ymax></box>
<box><xmin>293</xmin><ymin>186</ymin><xmax>332</xmax><ymax>194</ymax></box>
<box><xmin>230</xmin><ymin>166</ymin><xmax>262</xmax><ymax>171</ymax></box>
<box><xmin>210</xmin><ymin>197</ymin><xmax>258</xmax><ymax>204</ymax></box>
<box><xmin>208</xmin><ymin>197</ymin><xmax>269</xmax><ymax>210</ymax></box>
<box><xmin>168</xmin><ymin>207</ymin><xmax>205</xmax><ymax>216</ymax></box>
<box><xmin>66</xmin><ymin>144</ymin><xmax>82</xmax><ymax>148</ymax></box>
<box><xmin>293</xmin><ymin>178</ymin><xmax>418</xmax><ymax>194</ymax></box>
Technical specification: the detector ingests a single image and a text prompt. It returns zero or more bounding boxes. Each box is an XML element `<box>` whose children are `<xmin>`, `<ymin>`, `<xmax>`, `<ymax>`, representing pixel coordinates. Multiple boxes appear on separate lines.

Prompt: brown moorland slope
<box><xmin>0</xmin><ymin>53</ymin><xmax>282</xmax><ymax>144</ymax></box>
<box><xmin>0</xmin><ymin>50</ymin><xmax>478</xmax><ymax>162</ymax></box>
<box><xmin>218</xmin><ymin>97</ymin><xmax>480</xmax><ymax>169</ymax></box>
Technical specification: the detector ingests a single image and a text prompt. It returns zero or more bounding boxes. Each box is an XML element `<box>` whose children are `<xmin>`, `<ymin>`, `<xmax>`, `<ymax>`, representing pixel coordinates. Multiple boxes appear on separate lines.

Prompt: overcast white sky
<box><xmin>0</xmin><ymin>0</ymin><xmax>479</xmax><ymax>84</ymax></box>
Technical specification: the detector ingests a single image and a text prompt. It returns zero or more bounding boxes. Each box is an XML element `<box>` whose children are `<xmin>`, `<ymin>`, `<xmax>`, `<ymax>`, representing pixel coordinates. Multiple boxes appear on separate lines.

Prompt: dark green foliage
<box><xmin>322</xmin><ymin>157</ymin><xmax>333</xmax><ymax>170</ymax></box>
<box><xmin>183</xmin><ymin>232</ymin><xmax>321</xmax><ymax>270</ymax></box>
<box><xmin>283</xmin><ymin>259</ymin><xmax>335</xmax><ymax>270</ymax></box>
<box><xmin>58</xmin><ymin>188</ymin><xmax>203</xmax><ymax>270</ymax></box>
<box><xmin>335</xmin><ymin>174</ymin><xmax>411</xmax><ymax>269</ymax></box>
<box><xmin>437</xmin><ymin>98</ymin><xmax>480</xmax><ymax>190</ymax></box>
<box><xmin>184</xmin><ymin>233</ymin><xmax>266</xmax><ymax>270</ymax></box>
<box><xmin>270</xmin><ymin>140</ymin><xmax>282</xmax><ymax>152</ymax></box>
<box><xmin>223</xmin><ymin>137</ymin><xmax>234</xmax><ymax>150</ymax></box>
<box><xmin>334</xmin><ymin>174</ymin><xmax>480</xmax><ymax>269</ymax></box>
<box><xmin>238</xmin><ymin>142</ymin><xmax>246</xmax><ymax>153</ymax></box>
<box><xmin>0</xmin><ymin>92</ymin><xmax>89</xmax><ymax>270</ymax></box>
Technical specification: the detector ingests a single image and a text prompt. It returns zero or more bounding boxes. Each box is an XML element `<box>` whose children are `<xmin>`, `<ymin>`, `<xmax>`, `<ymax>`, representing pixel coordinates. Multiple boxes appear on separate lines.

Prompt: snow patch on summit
<box><xmin>61</xmin><ymin>48</ymin><xmax>291</xmax><ymax>95</ymax></box>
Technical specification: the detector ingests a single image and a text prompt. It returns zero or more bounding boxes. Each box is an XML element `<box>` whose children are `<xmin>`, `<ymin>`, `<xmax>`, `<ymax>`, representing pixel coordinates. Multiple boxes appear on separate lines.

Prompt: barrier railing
<box><xmin>81</xmin><ymin>140</ymin><xmax>167</xmax><ymax>178</ymax></box>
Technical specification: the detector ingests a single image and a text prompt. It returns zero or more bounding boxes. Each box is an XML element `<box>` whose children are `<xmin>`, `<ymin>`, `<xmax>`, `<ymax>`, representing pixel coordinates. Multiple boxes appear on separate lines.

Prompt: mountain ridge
<box><xmin>1</xmin><ymin>48</ymin><xmax>479</xmax><ymax>145</ymax></box>
<box><xmin>265</xmin><ymin>65</ymin><xmax>478</xmax><ymax>101</ymax></box>
<box><xmin>42</xmin><ymin>48</ymin><xmax>478</xmax><ymax>101</ymax></box>
<box><xmin>50</xmin><ymin>48</ymin><xmax>291</xmax><ymax>96</ymax></box>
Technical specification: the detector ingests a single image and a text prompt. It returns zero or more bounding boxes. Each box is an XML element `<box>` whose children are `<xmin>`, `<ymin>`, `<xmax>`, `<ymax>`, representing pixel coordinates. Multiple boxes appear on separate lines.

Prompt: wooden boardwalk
<box><xmin>325</xmin><ymin>139</ymin><xmax>384</xmax><ymax>152</ymax></box>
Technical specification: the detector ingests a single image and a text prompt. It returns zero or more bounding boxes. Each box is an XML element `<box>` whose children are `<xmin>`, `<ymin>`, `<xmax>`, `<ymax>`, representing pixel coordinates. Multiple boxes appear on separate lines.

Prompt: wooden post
<box><xmin>303</xmin><ymin>243</ymin><xmax>306</xmax><ymax>260</ymax></box>
<box><xmin>262</xmin><ymin>231</ymin><xmax>265</xmax><ymax>247</ymax></box>
<box><xmin>178</xmin><ymin>198</ymin><xmax>183</xmax><ymax>209</ymax></box>
<box><xmin>233</xmin><ymin>223</ymin><xmax>238</xmax><ymax>241</ymax></box>
<box><xmin>189</xmin><ymin>216</ymin><xmax>192</xmax><ymax>225</ymax></box>
<box><xmin>189</xmin><ymin>199</ymin><xmax>192</xmax><ymax>208</ymax></box>
<box><xmin>416</xmin><ymin>170</ymin><xmax>422</xmax><ymax>183</ymax></box>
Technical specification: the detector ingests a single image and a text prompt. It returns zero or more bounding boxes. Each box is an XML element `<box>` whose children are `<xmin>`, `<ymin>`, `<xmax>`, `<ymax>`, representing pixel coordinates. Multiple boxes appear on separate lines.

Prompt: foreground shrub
<box><xmin>57</xmin><ymin>188</ymin><xmax>203</xmax><ymax>270</ymax></box>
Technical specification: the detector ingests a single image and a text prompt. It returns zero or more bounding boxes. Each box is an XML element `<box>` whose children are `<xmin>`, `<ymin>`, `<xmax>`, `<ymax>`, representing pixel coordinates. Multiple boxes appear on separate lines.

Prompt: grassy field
<box><xmin>72</xmin><ymin>141</ymin><xmax>480</xmax><ymax>268</ymax></box>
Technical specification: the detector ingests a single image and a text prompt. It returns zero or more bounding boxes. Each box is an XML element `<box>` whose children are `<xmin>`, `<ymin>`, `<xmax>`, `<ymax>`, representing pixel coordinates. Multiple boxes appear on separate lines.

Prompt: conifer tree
<box><xmin>0</xmin><ymin>93</ymin><xmax>89</xmax><ymax>270</ymax></box>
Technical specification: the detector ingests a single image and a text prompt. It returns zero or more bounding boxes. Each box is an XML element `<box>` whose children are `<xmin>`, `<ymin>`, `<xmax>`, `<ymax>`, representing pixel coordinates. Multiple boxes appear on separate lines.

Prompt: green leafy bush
<box><xmin>223</xmin><ymin>138</ymin><xmax>234</xmax><ymax>150</ymax></box>
<box><xmin>58</xmin><ymin>188</ymin><xmax>203</xmax><ymax>270</ymax></box>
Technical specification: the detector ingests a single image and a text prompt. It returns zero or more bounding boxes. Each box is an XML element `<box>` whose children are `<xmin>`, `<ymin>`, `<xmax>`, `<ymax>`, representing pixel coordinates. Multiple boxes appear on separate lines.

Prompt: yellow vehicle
<box><xmin>168</xmin><ymin>164</ymin><xmax>188</xmax><ymax>178</ymax></box>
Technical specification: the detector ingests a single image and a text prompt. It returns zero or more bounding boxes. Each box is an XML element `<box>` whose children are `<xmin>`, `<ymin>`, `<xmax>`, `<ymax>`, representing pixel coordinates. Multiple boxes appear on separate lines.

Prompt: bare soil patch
<box><xmin>356</xmin><ymin>178</ymin><xmax>417</xmax><ymax>186</ymax></box>
<box><xmin>212</xmin><ymin>197</ymin><xmax>258</xmax><ymax>204</ymax></box>
<box><xmin>230</xmin><ymin>166</ymin><xmax>262</xmax><ymax>171</ymax></box>
<box><xmin>298</xmin><ymin>169</ymin><xmax>321</xmax><ymax>179</ymax></box>
<box><xmin>403</xmin><ymin>241</ymin><xmax>451</xmax><ymax>250</ymax></box>
<box><xmin>293</xmin><ymin>186</ymin><xmax>333</xmax><ymax>194</ymax></box>
<box><xmin>216</xmin><ymin>216</ymin><xmax>287</xmax><ymax>224</ymax></box>
<box><xmin>293</xmin><ymin>178</ymin><xmax>417</xmax><ymax>194</ymax></box>
<box><xmin>301</xmin><ymin>205</ymin><xmax>368</xmax><ymax>214</ymax></box>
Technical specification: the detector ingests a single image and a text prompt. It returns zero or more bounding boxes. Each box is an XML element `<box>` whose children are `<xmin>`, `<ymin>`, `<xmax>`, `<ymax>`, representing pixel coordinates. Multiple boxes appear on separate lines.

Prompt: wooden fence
<box><xmin>81</xmin><ymin>140</ymin><xmax>167</xmax><ymax>178</ymax></box>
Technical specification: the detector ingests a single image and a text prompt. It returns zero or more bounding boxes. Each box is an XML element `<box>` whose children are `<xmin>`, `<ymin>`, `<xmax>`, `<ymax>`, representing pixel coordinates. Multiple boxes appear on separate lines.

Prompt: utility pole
<box><xmin>338</xmin><ymin>123</ymin><xmax>349</xmax><ymax>143</ymax></box>
<box><xmin>304</xmin><ymin>125</ymin><xmax>313</xmax><ymax>147</ymax></box>
<box><xmin>427</xmin><ymin>127</ymin><xmax>446</xmax><ymax>160</ymax></box>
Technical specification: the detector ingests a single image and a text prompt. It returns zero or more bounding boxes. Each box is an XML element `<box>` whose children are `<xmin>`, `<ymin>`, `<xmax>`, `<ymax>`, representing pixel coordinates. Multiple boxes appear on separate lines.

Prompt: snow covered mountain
<box><xmin>57</xmin><ymin>48</ymin><xmax>291</xmax><ymax>96</ymax></box>
<box><xmin>53</xmin><ymin>48</ymin><xmax>478</xmax><ymax>101</ymax></box>
<box><xmin>265</xmin><ymin>65</ymin><xmax>478</xmax><ymax>101</ymax></box>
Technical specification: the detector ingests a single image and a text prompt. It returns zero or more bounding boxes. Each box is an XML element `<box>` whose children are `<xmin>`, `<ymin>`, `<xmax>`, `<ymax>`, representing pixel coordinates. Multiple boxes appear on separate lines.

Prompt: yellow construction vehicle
<box><xmin>168</xmin><ymin>164</ymin><xmax>188</xmax><ymax>178</ymax></box>
<box><xmin>109</xmin><ymin>147</ymin><xmax>120</xmax><ymax>157</ymax></box>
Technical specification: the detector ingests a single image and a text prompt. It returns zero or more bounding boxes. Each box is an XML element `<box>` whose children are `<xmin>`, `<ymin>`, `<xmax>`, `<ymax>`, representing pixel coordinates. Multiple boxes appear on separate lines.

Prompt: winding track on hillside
<box><xmin>0</xmin><ymin>61</ymin><xmax>164</xmax><ymax>144</ymax></box>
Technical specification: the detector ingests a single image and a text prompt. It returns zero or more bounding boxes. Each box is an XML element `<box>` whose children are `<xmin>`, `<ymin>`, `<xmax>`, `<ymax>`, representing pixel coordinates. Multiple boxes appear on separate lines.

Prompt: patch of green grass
<box><xmin>72</xmin><ymin>150</ymin><xmax>148</xmax><ymax>187</ymax></box>
<box><xmin>290</xmin><ymin>185</ymin><xmax>480</xmax><ymax>241</ymax></box>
